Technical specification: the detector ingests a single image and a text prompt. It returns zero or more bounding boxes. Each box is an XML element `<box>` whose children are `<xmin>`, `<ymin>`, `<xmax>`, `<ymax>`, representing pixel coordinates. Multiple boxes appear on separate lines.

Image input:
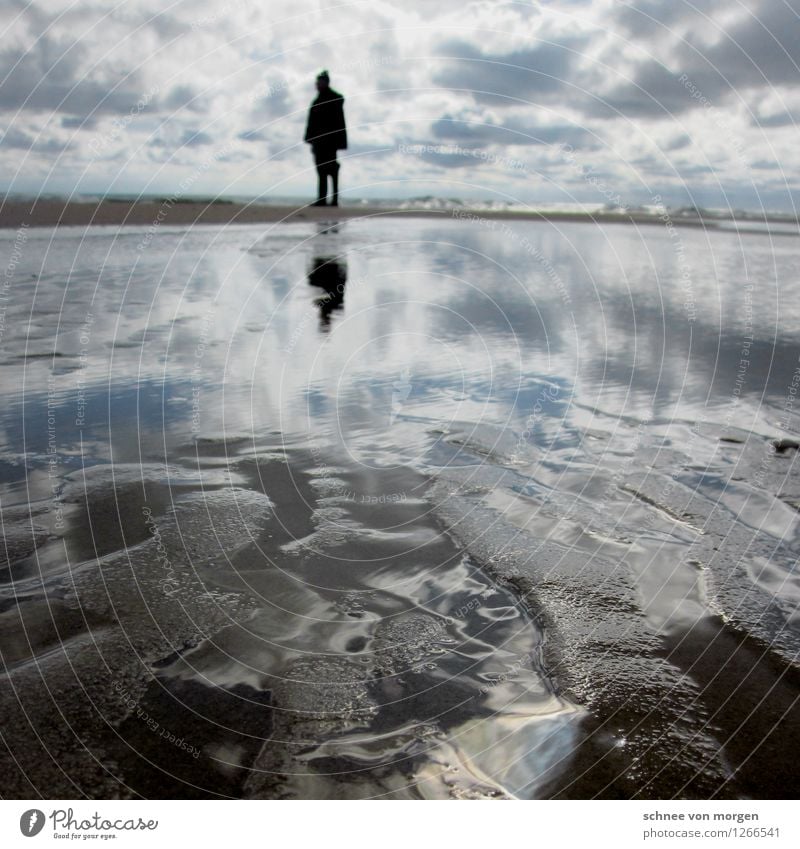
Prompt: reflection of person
<box><xmin>307</xmin><ymin>255</ymin><xmax>347</xmax><ymax>328</ymax></box>
<box><xmin>304</xmin><ymin>70</ymin><xmax>347</xmax><ymax>207</ymax></box>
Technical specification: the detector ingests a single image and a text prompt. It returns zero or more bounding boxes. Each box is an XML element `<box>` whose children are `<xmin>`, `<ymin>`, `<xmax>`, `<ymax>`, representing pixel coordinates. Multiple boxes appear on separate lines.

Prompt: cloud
<box><xmin>0</xmin><ymin>125</ymin><xmax>72</xmax><ymax>154</ymax></box>
<box><xmin>751</xmin><ymin>110</ymin><xmax>799</xmax><ymax>128</ymax></box>
<box><xmin>580</xmin><ymin>62</ymin><xmax>695</xmax><ymax>119</ymax></box>
<box><xmin>631</xmin><ymin>156</ymin><xmax>715</xmax><ymax>179</ymax></box>
<box><xmin>595</xmin><ymin>0</ymin><xmax>800</xmax><ymax>120</ymax></box>
<box><xmin>161</xmin><ymin>85</ymin><xmax>206</xmax><ymax>114</ymax></box>
<box><xmin>249</xmin><ymin>85</ymin><xmax>292</xmax><ymax>120</ymax></box>
<box><xmin>149</xmin><ymin>123</ymin><xmax>214</xmax><ymax>151</ymax></box>
<box><xmin>343</xmin><ymin>141</ymin><xmax>395</xmax><ymax>158</ymax></box>
<box><xmin>0</xmin><ymin>35</ymin><xmax>151</xmax><ymax>117</ymax></box>
<box><xmin>401</xmin><ymin>142</ymin><xmax>481</xmax><ymax>169</ymax></box>
<box><xmin>179</xmin><ymin>129</ymin><xmax>213</xmax><ymax>147</ymax></box>
<box><xmin>664</xmin><ymin>133</ymin><xmax>691</xmax><ymax>150</ymax></box>
<box><xmin>430</xmin><ymin>113</ymin><xmax>594</xmax><ymax>149</ymax></box>
<box><xmin>61</xmin><ymin>115</ymin><xmax>97</xmax><ymax>129</ymax></box>
<box><xmin>429</xmin><ymin>4</ymin><xmax>800</xmax><ymax>127</ymax></box>
<box><xmin>613</xmin><ymin>0</ymin><xmax>726</xmax><ymax>39</ymax></box>
<box><xmin>432</xmin><ymin>35</ymin><xmax>590</xmax><ymax>106</ymax></box>
<box><xmin>691</xmin><ymin>1</ymin><xmax>800</xmax><ymax>91</ymax></box>
<box><xmin>238</xmin><ymin>129</ymin><xmax>269</xmax><ymax>143</ymax></box>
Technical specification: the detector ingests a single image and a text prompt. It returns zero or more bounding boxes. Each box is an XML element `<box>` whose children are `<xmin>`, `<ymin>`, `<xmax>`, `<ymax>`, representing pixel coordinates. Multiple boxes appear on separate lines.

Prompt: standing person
<box><xmin>304</xmin><ymin>70</ymin><xmax>347</xmax><ymax>207</ymax></box>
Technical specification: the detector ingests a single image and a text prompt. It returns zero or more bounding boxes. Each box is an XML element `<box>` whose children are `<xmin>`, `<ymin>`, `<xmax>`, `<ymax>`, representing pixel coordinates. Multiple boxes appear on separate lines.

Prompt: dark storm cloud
<box><xmin>0</xmin><ymin>126</ymin><xmax>71</xmax><ymax>154</ymax></box>
<box><xmin>162</xmin><ymin>85</ymin><xmax>206</xmax><ymax>114</ymax></box>
<box><xmin>432</xmin><ymin>36</ymin><xmax>589</xmax><ymax>105</ymax></box>
<box><xmin>418</xmin><ymin>148</ymin><xmax>479</xmax><ymax>169</ymax></box>
<box><xmin>108</xmin><ymin>6</ymin><xmax>187</xmax><ymax>41</ymax></box>
<box><xmin>396</xmin><ymin>140</ymin><xmax>478</xmax><ymax>168</ymax></box>
<box><xmin>0</xmin><ymin>36</ymin><xmax>150</xmax><ymax>117</ymax></box>
<box><xmin>250</xmin><ymin>85</ymin><xmax>292</xmax><ymax>120</ymax></box>
<box><xmin>681</xmin><ymin>1</ymin><xmax>800</xmax><ymax>91</ymax></box>
<box><xmin>664</xmin><ymin>133</ymin><xmax>691</xmax><ymax>150</ymax></box>
<box><xmin>580</xmin><ymin>61</ymin><xmax>693</xmax><ymax>119</ymax></box>
<box><xmin>238</xmin><ymin>129</ymin><xmax>269</xmax><ymax>143</ymax></box>
<box><xmin>751</xmin><ymin>110</ymin><xmax>800</xmax><ymax>128</ymax></box>
<box><xmin>345</xmin><ymin>142</ymin><xmax>395</xmax><ymax>158</ymax></box>
<box><xmin>614</xmin><ymin>0</ymin><xmax>724</xmax><ymax>38</ymax></box>
<box><xmin>631</xmin><ymin>156</ymin><xmax>714</xmax><ymax>179</ymax></box>
<box><xmin>61</xmin><ymin>115</ymin><xmax>97</xmax><ymax>129</ymax></box>
<box><xmin>595</xmin><ymin>0</ymin><xmax>800</xmax><ymax>120</ymax></box>
<box><xmin>430</xmin><ymin>3</ymin><xmax>800</xmax><ymax>124</ymax></box>
<box><xmin>671</xmin><ymin>162</ymin><xmax>715</xmax><ymax>176</ymax></box>
<box><xmin>178</xmin><ymin>129</ymin><xmax>213</xmax><ymax>147</ymax></box>
<box><xmin>149</xmin><ymin>126</ymin><xmax>213</xmax><ymax>149</ymax></box>
<box><xmin>430</xmin><ymin>115</ymin><xmax>594</xmax><ymax>149</ymax></box>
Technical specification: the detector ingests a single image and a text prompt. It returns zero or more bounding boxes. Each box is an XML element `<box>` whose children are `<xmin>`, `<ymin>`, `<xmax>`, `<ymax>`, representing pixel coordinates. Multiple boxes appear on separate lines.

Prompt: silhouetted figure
<box><xmin>307</xmin><ymin>255</ymin><xmax>347</xmax><ymax>328</ymax></box>
<box><xmin>304</xmin><ymin>70</ymin><xmax>347</xmax><ymax>207</ymax></box>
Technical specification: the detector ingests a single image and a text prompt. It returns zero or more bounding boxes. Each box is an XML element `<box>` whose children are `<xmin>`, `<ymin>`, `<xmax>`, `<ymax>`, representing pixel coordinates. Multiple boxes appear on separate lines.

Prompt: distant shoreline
<box><xmin>1</xmin><ymin>198</ymin><xmax>798</xmax><ymax>236</ymax></box>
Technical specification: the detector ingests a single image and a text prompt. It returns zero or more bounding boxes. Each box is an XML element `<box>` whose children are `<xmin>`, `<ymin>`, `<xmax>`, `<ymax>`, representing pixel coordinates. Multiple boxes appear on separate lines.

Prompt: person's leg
<box><xmin>330</xmin><ymin>159</ymin><xmax>340</xmax><ymax>207</ymax></box>
<box><xmin>313</xmin><ymin>147</ymin><xmax>328</xmax><ymax>205</ymax></box>
<box><xmin>315</xmin><ymin>166</ymin><xmax>327</xmax><ymax>205</ymax></box>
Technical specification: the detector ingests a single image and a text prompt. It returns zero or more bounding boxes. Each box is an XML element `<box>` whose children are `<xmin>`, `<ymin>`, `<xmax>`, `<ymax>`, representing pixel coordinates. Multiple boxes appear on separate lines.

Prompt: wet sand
<box><xmin>2</xmin><ymin>197</ymin><xmax>796</xmax><ymax>234</ymax></box>
<box><xmin>0</xmin><ymin>215</ymin><xmax>798</xmax><ymax>798</ymax></box>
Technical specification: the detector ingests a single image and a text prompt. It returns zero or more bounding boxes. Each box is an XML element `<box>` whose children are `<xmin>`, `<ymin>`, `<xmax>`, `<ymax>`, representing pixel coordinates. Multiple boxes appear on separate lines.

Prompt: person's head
<box><xmin>316</xmin><ymin>70</ymin><xmax>330</xmax><ymax>92</ymax></box>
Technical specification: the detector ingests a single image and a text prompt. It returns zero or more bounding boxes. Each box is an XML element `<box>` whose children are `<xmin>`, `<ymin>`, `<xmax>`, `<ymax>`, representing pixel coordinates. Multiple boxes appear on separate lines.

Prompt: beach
<box><xmin>3</xmin><ymin>197</ymin><xmax>799</xmax><ymax>234</ymax></box>
<box><xmin>0</xmin><ymin>211</ymin><xmax>798</xmax><ymax>799</ymax></box>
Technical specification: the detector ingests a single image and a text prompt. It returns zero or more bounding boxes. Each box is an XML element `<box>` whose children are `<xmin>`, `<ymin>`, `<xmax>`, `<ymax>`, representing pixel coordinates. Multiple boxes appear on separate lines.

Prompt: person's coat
<box><xmin>304</xmin><ymin>89</ymin><xmax>347</xmax><ymax>151</ymax></box>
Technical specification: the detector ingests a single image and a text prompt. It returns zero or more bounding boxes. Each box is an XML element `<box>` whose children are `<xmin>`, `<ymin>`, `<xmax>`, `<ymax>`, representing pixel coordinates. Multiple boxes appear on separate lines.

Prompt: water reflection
<box><xmin>2</xmin><ymin>219</ymin><xmax>800</xmax><ymax>799</ymax></box>
<box><xmin>307</xmin><ymin>255</ymin><xmax>347</xmax><ymax>329</ymax></box>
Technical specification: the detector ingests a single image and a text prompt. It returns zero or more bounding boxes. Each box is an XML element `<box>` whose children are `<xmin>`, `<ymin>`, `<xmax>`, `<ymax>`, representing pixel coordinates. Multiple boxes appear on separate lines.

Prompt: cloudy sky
<box><xmin>2</xmin><ymin>0</ymin><xmax>799</xmax><ymax>210</ymax></box>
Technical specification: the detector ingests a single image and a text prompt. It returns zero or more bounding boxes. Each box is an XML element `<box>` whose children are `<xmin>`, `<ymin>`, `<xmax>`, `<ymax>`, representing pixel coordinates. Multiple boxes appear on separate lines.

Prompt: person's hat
<box><xmin>316</xmin><ymin>70</ymin><xmax>330</xmax><ymax>82</ymax></box>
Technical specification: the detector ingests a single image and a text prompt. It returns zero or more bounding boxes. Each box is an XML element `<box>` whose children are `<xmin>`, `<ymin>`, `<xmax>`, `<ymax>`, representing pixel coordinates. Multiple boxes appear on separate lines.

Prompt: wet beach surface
<box><xmin>1</xmin><ymin>216</ymin><xmax>798</xmax><ymax>798</ymax></box>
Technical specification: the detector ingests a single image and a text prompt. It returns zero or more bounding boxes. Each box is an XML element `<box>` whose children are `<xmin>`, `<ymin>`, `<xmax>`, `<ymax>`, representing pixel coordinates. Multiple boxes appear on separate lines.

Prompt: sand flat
<box><xmin>0</xmin><ymin>197</ymin><xmax>744</xmax><ymax>230</ymax></box>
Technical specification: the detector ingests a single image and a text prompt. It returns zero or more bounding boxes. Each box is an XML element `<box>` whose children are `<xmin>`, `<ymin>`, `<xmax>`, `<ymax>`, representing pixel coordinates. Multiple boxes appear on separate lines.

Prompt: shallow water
<box><xmin>1</xmin><ymin>216</ymin><xmax>798</xmax><ymax>798</ymax></box>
